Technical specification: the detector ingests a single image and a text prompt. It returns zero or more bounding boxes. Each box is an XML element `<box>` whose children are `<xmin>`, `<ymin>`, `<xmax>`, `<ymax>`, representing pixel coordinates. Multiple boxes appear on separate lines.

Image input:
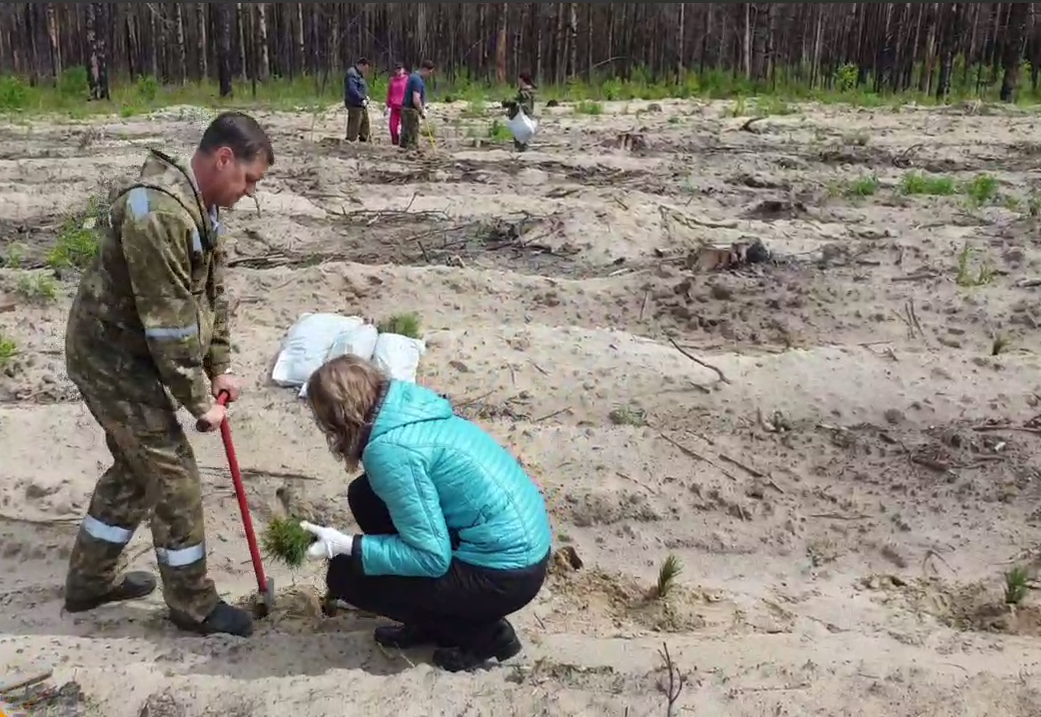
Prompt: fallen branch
<box><xmin>0</xmin><ymin>669</ymin><xmax>52</xmax><ymax>694</ymax></box>
<box><xmin>667</xmin><ymin>336</ymin><xmax>730</xmax><ymax>384</ymax></box>
<box><xmin>656</xmin><ymin>432</ymin><xmax>738</xmax><ymax>481</ymax></box>
<box><xmin>739</xmin><ymin>117</ymin><xmax>766</xmax><ymax>133</ymax></box>
<box><xmin>719</xmin><ymin>454</ymin><xmax>765</xmax><ymax>479</ymax></box>
<box><xmin>199</xmin><ymin>466</ymin><xmax>319</xmax><ymax>482</ymax></box>
<box><xmin>972</xmin><ymin>424</ymin><xmax>1041</xmax><ymax>436</ymax></box>
<box><xmin>0</xmin><ymin>513</ymin><xmax>78</xmax><ymax>526</ymax></box>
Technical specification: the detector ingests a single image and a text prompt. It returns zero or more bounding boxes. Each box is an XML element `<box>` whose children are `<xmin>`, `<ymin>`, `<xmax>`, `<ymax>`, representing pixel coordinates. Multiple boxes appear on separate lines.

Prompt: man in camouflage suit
<box><xmin>502</xmin><ymin>72</ymin><xmax>537</xmax><ymax>152</ymax></box>
<box><xmin>63</xmin><ymin>111</ymin><xmax>274</xmax><ymax>638</ymax></box>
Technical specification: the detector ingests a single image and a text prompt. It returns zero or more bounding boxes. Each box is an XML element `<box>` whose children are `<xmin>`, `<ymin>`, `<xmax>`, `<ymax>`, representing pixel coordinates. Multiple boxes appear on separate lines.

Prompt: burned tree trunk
<box><xmin>216</xmin><ymin>4</ymin><xmax>233</xmax><ymax>97</ymax></box>
<box><xmin>999</xmin><ymin>1</ymin><xmax>1030</xmax><ymax>102</ymax></box>
<box><xmin>495</xmin><ymin>2</ymin><xmax>508</xmax><ymax>85</ymax></box>
<box><xmin>935</xmin><ymin>3</ymin><xmax>963</xmax><ymax>101</ymax></box>
<box><xmin>85</xmin><ymin>3</ymin><xmax>109</xmax><ymax>100</ymax></box>
<box><xmin>45</xmin><ymin>3</ymin><xmax>61</xmax><ymax>77</ymax></box>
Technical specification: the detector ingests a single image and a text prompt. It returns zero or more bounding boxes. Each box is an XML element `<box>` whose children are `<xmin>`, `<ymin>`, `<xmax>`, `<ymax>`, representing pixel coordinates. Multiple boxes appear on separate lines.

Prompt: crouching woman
<box><xmin>300</xmin><ymin>355</ymin><xmax>553</xmax><ymax>672</ymax></box>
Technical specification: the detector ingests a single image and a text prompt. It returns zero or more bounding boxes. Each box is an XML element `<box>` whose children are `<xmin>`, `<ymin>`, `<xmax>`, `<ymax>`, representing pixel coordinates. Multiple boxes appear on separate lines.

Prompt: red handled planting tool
<box><xmin>200</xmin><ymin>391</ymin><xmax>275</xmax><ymax>617</ymax></box>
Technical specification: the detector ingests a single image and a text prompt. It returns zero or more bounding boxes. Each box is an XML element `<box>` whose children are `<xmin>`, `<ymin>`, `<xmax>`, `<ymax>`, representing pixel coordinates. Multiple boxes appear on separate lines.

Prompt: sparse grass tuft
<box><xmin>2</xmin><ymin>243</ymin><xmax>24</xmax><ymax>269</ymax></box>
<box><xmin>47</xmin><ymin>195</ymin><xmax>106</xmax><ymax>271</ymax></box>
<box><xmin>574</xmin><ymin>100</ymin><xmax>603</xmax><ymax>115</ymax></box>
<box><xmin>654</xmin><ymin>554</ymin><xmax>683</xmax><ymax>600</ymax></box>
<box><xmin>755</xmin><ymin>96</ymin><xmax>794</xmax><ymax>115</ymax></box>
<box><xmin>377</xmin><ymin>312</ymin><xmax>422</xmax><ymax>338</ymax></box>
<box><xmin>964</xmin><ymin>173</ymin><xmax>999</xmax><ymax>206</ymax></box>
<box><xmin>15</xmin><ymin>273</ymin><xmax>58</xmax><ymax>302</ymax></box>
<box><xmin>261</xmin><ymin>517</ymin><xmax>314</xmax><ymax>568</ymax></box>
<box><xmin>608</xmin><ymin>405</ymin><xmax>647</xmax><ymax>427</ymax></box>
<box><xmin>487</xmin><ymin>118</ymin><xmax>513</xmax><ymax>142</ymax></box>
<box><xmin>899</xmin><ymin>171</ymin><xmax>956</xmax><ymax>196</ymax></box>
<box><xmin>1004</xmin><ymin>565</ymin><xmax>1030</xmax><ymax>605</ymax></box>
<box><xmin>845</xmin><ymin>174</ymin><xmax>880</xmax><ymax>197</ymax></box>
<box><xmin>0</xmin><ymin>335</ymin><xmax>16</xmax><ymax>368</ymax></box>
<box><xmin>955</xmin><ymin>242</ymin><xmax>994</xmax><ymax>287</ymax></box>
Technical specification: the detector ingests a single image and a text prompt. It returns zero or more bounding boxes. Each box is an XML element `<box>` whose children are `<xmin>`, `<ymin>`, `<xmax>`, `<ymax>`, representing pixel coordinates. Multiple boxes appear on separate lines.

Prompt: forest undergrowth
<box><xmin>5</xmin><ymin>61</ymin><xmax>1041</xmax><ymax>118</ymax></box>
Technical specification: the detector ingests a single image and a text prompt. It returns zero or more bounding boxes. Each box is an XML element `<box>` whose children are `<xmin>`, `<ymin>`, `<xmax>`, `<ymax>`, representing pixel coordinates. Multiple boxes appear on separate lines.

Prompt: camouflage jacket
<box><xmin>505</xmin><ymin>87</ymin><xmax>536</xmax><ymax>120</ymax></box>
<box><xmin>65</xmin><ymin>149</ymin><xmax>230</xmax><ymax>419</ymax></box>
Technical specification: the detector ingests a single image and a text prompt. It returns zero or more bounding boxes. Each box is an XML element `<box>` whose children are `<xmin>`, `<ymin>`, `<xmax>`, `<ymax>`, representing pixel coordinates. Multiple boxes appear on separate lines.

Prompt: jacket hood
<box><xmin>370</xmin><ymin>380</ymin><xmax>453</xmax><ymax>440</ymax></box>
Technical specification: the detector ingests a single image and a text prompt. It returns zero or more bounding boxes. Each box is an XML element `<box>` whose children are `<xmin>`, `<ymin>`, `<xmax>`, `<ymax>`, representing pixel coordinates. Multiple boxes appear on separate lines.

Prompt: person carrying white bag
<box><xmin>502</xmin><ymin>72</ymin><xmax>537</xmax><ymax>152</ymax></box>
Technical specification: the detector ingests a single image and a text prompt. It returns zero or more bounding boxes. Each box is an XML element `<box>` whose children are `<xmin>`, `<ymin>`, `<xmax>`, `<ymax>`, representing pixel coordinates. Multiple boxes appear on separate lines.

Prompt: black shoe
<box><xmin>431</xmin><ymin>619</ymin><xmax>522</xmax><ymax>672</ymax></box>
<box><xmin>169</xmin><ymin>600</ymin><xmax>253</xmax><ymax>638</ymax></box>
<box><xmin>64</xmin><ymin>571</ymin><xmax>157</xmax><ymax>613</ymax></box>
<box><xmin>374</xmin><ymin>624</ymin><xmax>453</xmax><ymax>649</ymax></box>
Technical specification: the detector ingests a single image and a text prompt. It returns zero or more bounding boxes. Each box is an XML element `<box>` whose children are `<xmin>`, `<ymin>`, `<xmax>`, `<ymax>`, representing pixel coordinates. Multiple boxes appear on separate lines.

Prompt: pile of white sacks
<box><xmin>271</xmin><ymin>313</ymin><xmax>426</xmax><ymax>397</ymax></box>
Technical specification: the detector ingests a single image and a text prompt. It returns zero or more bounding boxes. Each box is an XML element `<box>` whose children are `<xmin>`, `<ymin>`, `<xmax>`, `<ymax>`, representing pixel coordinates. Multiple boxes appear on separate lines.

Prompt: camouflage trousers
<box><xmin>65</xmin><ymin>375</ymin><xmax>218</xmax><ymax>623</ymax></box>
<box><xmin>399</xmin><ymin>108</ymin><xmax>421</xmax><ymax>150</ymax></box>
<box><xmin>346</xmin><ymin>107</ymin><xmax>371</xmax><ymax>142</ymax></box>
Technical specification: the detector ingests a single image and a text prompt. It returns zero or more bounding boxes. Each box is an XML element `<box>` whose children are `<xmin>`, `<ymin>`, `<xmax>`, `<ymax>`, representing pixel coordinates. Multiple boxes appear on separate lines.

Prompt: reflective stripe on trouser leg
<box><xmin>81</xmin><ymin>515</ymin><xmax>135</xmax><ymax>544</ymax></box>
<box><xmin>155</xmin><ymin>542</ymin><xmax>206</xmax><ymax>568</ymax></box>
<box><xmin>65</xmin><ymin>441</ymin><xmax>146</xmax><ymax>605</ymax></box>
<box><xmin>148</xmin><ymin>431</ymin><xmax>219</xmax><ymax>623</ymax></box>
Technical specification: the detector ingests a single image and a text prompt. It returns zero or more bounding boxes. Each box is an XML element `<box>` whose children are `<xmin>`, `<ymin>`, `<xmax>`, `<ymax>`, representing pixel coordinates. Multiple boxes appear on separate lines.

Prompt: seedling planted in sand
<box><xmin>608</xmin><ymin>405</ymin><xmax>647</xmax><ymax>427</ymax></box>
<box><xmin>1004</xmin><ymin>566</ymin><xmax>1030</xmax><ymax>605</ymax></box>
<box><xmin>0</xmin><ymin>335</ymin><xmax>16</xmax><ymax>368</ymax></box>
<box><xmin>378</xmin><ymin>312</ymin><xmax>422</xmax><ymax>338</ymax></box>
<box><xmin>991</xmin><ymin>333</ymin><xmax>1011</xmax><ymax>357</ymax></box>
<box><xmin>955</xmin><ymin>242</ymin><xmax>994</xmax><ymax>288</ymax></box>
<box><xmin>262</xmin><ymin>516</ymin><xmax>315</xmax><ymax>568</ymax></box>
<box><xmin>654</xmin><ymin>554</ymin><xmax>683</xmax><ymax>600</ymax></box>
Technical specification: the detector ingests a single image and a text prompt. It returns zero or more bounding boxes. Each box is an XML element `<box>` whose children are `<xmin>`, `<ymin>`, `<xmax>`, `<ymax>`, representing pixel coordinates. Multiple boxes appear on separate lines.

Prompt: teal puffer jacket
<box><xmin>357</xmin><ymin>380</ymin><xmax>552</xmax><ymax>577</ymax></box>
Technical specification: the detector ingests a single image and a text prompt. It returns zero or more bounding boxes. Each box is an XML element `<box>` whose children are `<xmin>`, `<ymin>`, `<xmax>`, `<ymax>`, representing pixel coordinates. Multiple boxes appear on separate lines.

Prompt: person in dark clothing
<box><xmin>299</xmin><ymin>354</ymin><xmax>553</xmax><ymax>672</ymax></box>
<box><xmin>502</xmin><ymin>71</ymin><xmax>537</xmax><ymax>151</ymax></box>
<box><xmin>399</xmin><ymin>60</ymin><xmax>435</xmax><ymax>150</ymax></box>
<box><xmin>344</xmin><ymin>58</ymin><xmax>371</xmax><ymax>142</ymax></box>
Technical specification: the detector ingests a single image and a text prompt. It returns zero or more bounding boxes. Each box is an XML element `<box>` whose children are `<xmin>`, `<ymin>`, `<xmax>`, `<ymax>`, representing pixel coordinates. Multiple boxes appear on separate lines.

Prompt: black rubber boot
<box><xmin>169</xmin><ymin>600</ymin><xmax>253</xmax><ymax>638</ymax></box>
<box><xmin>64</xmin><ymin>571</ymin><xmax>157</xmax><ymax>613</ymax></box>
<box><xmin>431</xmin><ymin>619</ymin><xmax>522</xmax><ymax>672</ymax></box>
<box><xmin>374</xmin><ymin>624</ymin><xmax>453</xmax><ymax>649</ymax></box>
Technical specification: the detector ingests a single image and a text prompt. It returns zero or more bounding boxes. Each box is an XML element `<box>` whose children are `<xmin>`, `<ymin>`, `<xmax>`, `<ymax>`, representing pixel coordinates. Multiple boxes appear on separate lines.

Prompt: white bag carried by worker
<box><xmin>507</xmin><ymin>109</ymin><xmax>537</xmax><ymax>144</ymax></box>
<box><xmin>299</xmin><ymin>322</ymin><xmax>380</xmax><ymax>398</ymax></box>
<box><xmin>271</xmin><ymin>313</ymin><xmax>364</xmax><ymax>388</ymax></box>
<box><xmin>372</xmin><ymin>333</ymin><xmax>426</xmax><ymax>383</ymax></box>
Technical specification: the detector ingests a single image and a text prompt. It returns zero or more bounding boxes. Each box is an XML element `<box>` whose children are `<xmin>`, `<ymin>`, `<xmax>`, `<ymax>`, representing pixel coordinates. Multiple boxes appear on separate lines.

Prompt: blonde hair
<box><xmin>305</xmin><ymin>354</ymin><xmax>387</xmax><ymax>470</ymax></box>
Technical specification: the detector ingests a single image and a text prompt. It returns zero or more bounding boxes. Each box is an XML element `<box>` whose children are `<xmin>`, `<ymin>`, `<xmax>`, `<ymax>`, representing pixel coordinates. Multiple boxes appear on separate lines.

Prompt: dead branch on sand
<box><xmin>0</xmin><ymin>669</ymin><xmax>53</xmax><ymax>694</ymax></box>
<box><xmin>657</xmin><ymin>643</ymin><xmax>686</xmax><ymax>716</ymax></box>
<box><xmin>667</xmin><ymin>336</ymin><xmax>731</xmax><ymax>384</ymax></box>
<box><xmin>199</xmin><ymin>465</ymin><xmax>319</xmax><ymax>482</ymax></box>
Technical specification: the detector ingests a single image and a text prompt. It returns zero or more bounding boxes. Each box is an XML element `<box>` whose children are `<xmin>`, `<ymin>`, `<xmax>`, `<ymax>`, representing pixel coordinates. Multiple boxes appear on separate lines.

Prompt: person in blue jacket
<box><xmin>343</xmin><ymin>57</ymin><xmax>370</xmax><ymax>142</ymax></box>
<box><xmin>300</xmin><ymin>354</ymin><xmax>553</xmax><ymax>672</ymax></box>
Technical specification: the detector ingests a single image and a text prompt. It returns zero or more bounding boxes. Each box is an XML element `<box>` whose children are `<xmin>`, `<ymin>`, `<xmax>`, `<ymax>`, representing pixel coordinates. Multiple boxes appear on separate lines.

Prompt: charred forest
<box><xmin>0</xmin><ymin>3</ymin><xmax>1039</xmax><ymax>102</ymax></box>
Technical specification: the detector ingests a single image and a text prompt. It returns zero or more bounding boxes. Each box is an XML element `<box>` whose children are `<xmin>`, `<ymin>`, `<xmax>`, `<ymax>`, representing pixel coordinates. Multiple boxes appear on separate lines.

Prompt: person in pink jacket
<box><xmin>385</xmin><ymin>63</ymin><xmax>408</xmax><ymax>145</ymax></box>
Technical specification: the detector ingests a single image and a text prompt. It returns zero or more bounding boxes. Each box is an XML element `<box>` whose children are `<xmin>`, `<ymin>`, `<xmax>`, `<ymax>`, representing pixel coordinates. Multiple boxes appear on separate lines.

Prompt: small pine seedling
<box><xmin>377</xmin><ymin>312</ymin><xmax>422</xmax><ymax>338</ymax></box>
<box><xmin>654</xmin><ymin>554</ymin><xmax>683</xmax><ymax>599</ymax></box>
<box><xmin>262</xmin><ymin>517</ymin><xmax>315</xmax><ymax>568</ymax></box>
<box><xmin>1004</xmin><ymin>566</ymin><xmax>1030</xmax><ymax>605</ymax></box>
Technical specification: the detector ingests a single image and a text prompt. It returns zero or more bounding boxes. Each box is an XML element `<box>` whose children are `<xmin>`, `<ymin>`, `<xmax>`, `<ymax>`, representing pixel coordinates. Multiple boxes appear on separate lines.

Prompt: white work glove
<box><xmin>363</xmin><ymin>97</ymin><xmax>369</xmax><ymax>107</ymax></box>
<box><xmin>300</xmin><ymin>521</ymin><xmax>353</xmax><ymax>560</ymax></box>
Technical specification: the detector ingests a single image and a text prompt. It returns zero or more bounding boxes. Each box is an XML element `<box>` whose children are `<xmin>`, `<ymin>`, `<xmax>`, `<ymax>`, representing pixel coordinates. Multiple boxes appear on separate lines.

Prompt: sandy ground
<box><xmin>2</xmin><ymin>97</ymin><xmax>1041</xmax><ymax>715</ymax></box>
